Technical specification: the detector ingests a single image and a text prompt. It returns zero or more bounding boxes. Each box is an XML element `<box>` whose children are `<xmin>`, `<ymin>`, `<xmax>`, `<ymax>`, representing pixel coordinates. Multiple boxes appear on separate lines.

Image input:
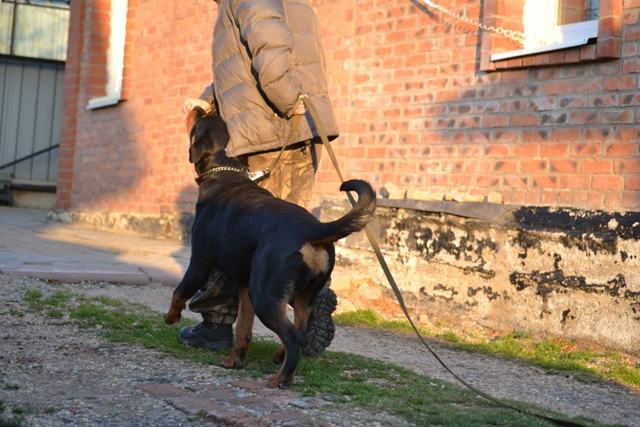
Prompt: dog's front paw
<box><xmin>268</xmin><ymin>375</ymin><xmax>292</xmax><ymax>390</ymax></box>
<box><xmin>221</xmin><ymin>355</ymin><xmax>246</xmax><ymax>370</ymax></box>
<box><xmin>164</xmin><ymin>311</ymin><xmax>181</xmax><ymax>325</ymax></box>
<box><xmin>222</xmin><ymin>348</ymin><xmax>247</xmax><ymax>370</ymax></box>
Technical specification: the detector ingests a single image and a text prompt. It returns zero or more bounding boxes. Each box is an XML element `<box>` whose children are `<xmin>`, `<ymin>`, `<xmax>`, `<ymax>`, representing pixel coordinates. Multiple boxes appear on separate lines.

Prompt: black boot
<box><xmin>178</xmin><ymin>321</ymin><xmax>233</xmax><ymax>351</ymax></box>
<box><xmin>302</xmin><ymin>286</ymin><xmax>337</xmax><ymax>357</ymax></box>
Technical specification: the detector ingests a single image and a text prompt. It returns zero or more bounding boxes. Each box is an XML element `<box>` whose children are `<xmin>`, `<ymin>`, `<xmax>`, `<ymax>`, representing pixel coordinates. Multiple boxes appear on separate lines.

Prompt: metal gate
<box><xmin>0</xmin><ymin>57</ymin><xmax>63</xmax><ymax>186</ymax></box>
<box><xmin>0</xmin><ymin>0</ymin><xmax>69</xmax><ymax>193</ymax></box>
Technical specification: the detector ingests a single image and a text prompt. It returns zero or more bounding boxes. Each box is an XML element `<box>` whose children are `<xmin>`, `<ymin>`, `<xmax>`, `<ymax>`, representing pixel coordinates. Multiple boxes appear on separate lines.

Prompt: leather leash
<box><xmin>300</xmin><ymin>96</ymin><xmax>587</xmax><ymax>427</ymax></box>
<box><xmin>249</xmin><ymin>114</ymin><xmax>302</xmax><ymax>183</ymax></box>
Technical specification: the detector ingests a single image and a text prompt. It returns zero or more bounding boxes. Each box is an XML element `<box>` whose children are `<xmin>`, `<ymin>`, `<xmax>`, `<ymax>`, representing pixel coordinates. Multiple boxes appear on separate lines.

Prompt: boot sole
<box><xmin>302</xmin><ymin>287</ymin><xmax>337</xmax><ymax>357</ymax></box>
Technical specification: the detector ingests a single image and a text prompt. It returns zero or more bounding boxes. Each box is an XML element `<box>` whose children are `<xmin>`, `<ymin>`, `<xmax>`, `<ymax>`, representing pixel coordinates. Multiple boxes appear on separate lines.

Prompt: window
<box><xmin>526</xmin><ymin>0</ymin><xmax>599</xmax><ymax>48</ymax></box>
<box><xmin>0</xmin><ymin>0</ymin><xmax>70</xmax><ymax>62</ymax></box>
<box><xmin>492</xmin><ymin>0</ymin><xmax>599</xmax><ymax>61</ymax></box>
<box><xmin>481</xmin><ymin>0</ymin><xmax>621</xmax><ymax>70</ymax></box>
<box><xmin>86</xmin><ymin>0</ymin><xmax>129</xmax><ymax>109</ymax></box>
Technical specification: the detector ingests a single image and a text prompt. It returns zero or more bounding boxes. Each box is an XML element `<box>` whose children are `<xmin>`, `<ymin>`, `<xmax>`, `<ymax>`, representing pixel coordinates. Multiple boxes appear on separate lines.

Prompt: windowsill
<box><xmin>86</xmin><ymin>96</ymin><xmax>121</xmax><ymax>110</ymax></box>
<box><xmin>490</xmin><ymin>38</ymin><xmax>595</xmax><ymax>62</ymax></box>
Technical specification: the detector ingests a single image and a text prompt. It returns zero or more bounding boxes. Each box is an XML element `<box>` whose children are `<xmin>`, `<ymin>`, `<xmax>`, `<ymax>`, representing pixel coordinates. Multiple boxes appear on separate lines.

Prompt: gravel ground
<box><xmin>0</xmin><ymin>275</ymin><xmax>411</xmax><ymax>427</ymax></box>
<box><xmin>1</xmin><ymin>274</ymin><xmax>639</xmax><ymax>426</ymax></box>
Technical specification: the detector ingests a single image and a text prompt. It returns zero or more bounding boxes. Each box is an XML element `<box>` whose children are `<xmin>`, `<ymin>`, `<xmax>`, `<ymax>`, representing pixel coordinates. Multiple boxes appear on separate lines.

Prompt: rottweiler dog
<box><xmin>165</xmin><ymin>107</ymin><xmax>376</xmax><ymax>389</ymax></box>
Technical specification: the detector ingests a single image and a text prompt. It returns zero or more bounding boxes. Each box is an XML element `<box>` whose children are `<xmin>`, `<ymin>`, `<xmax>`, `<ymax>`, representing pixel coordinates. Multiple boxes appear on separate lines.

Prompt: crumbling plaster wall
<box><xmin>322</xmin><ymin>198</ymin><xmax>640</xmax><ymax>355</ymax></box>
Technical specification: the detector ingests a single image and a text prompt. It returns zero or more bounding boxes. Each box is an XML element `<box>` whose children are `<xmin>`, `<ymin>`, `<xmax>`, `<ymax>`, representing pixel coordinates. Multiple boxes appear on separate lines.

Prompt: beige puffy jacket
<box><xmin>200</xmin><ymin>0</ymin><xmax>339</xmax><ymax>157</ymax></box>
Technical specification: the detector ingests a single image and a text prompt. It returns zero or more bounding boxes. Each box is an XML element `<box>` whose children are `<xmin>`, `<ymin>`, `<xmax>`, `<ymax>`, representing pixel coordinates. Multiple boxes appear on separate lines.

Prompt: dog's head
<box><xmin>186</xmin><ymin>106</ymin><xmax>230</xmax><ymax>165</ymax></box>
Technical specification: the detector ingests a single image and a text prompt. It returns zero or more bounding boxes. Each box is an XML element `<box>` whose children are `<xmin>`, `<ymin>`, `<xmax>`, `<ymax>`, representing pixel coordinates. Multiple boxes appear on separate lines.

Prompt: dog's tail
<box><xmin>311</xmin><ymin>179</ymin><xmax>376</xmax><ymax>245</ymax></box>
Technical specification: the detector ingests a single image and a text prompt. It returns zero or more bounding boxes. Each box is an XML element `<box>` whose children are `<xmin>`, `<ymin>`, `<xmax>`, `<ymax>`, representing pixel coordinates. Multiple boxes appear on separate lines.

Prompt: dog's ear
<box><xmin>188</xmin><ymin>107</ymin><xmax>211</xmax><ymax>164</ymax></box>
<box><xmin>189</xmin><ymin>129</ymin><xmax>213</xmax><ymax>164</ymax></box>
<box><xmin>189</xmin><ymin>140</ymin><xmax>208</xmax><ymax>164</ymax></box>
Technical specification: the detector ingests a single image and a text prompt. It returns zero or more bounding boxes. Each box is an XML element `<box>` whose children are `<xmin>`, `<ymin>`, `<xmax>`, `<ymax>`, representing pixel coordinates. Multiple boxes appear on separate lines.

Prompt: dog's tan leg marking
<box><xmin>222</xmin><ymin>287</ymin><xmax>254</xmax><ymax>370</ymax></box>
<box><xmin>299</xmin><ymin>243</ymin><xmax>330</xmax><ymax>275</ymax></box>
<box><xmin>164</xmin><ymin>292</ymin><xmax>188</xmax><ymax>325</ymax></box>
<box><xmin>268</xmin><ymin>363</ymin><xmax>288</xmax><ymax>389</ymax></box>
<box><xmin>268</xmin><ymin>340</ymin><xmax>289</xmax><ymax>388</ymax></box>
<box><xmin>293</xmin><ymin>296</ymin><xmax>312</xmax><ymax>336</ymax></box>
<box><xmin>272</xmin><ymin>347</ymin><xmax>285</xmax><ymax>364</ymax></box>
<box><xmin>271</xmin><ymin>297</ymin><xmax>311</xmax><ymax>365</ymax></box>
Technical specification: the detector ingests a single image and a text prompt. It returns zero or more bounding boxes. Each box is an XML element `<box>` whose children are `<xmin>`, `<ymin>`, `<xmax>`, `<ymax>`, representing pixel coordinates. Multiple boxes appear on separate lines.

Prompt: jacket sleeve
<box><xmin>198</xmin><ymin>84</ymin><xmax>218</xmax><ymax>115</ymax></box>
<box><xmin>233</xmin><ymin>0</ymin><xmax>302</xmax><ymax>117</ymax></box>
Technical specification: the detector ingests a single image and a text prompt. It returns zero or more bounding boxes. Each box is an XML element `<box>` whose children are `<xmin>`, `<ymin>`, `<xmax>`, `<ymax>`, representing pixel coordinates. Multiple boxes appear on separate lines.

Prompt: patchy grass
<box><xmin>463</xmin><ymin>332</ymin><xmax>640</xmax><ymax>390</ymax></box>
<box><xmin>1</xmin><ymin>392</ymin><xmax>24</xmax><ymax>426</ymax></box>
<box><xmin>11</xmin><ymin>407</ymin><xmax>30</xmax><ymax>416</ymax></box>
<box><xmin>19</xmin><ymin>291</ymin><xmax>597</xmax><ymax>427</ymax></box>
<box><xmin>23</xmin><ymin>289</ymin><xmax>44</xmax><ymax>311</ymax></box>
<box><xmin>332</xmin><ymin>308</ymin><xmax>426</xmax><ymax>334</ymax></box>
<box><xmin>24</xmin><ymin>289</ymin><xmax>72</xmax><ymax>316</ymax></box>
<box><xmin>0</xmin><ymin>414</ymin><xmax>24</xmax><ymax>427</ymax></box>
<box><xmin>335</xmin><ymin>309</ymin><xmax>640</xmax><ymax>390</ymax></box>
<box><xmin>0</xmin><ymin>400</ymin><xmax>25</xmax><ymax>427</ymax></box>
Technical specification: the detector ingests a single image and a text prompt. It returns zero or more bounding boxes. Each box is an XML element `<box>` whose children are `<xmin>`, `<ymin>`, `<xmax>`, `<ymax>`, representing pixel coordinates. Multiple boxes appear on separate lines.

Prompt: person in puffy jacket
<box><xmin>178</xmin><ymin>0</ymin><xmax>339</xmax><ymax>355</ymax></box>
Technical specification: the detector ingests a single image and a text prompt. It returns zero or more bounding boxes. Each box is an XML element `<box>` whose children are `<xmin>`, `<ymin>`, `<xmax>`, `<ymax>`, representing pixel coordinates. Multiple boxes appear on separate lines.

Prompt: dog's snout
<box><xmin>192</xmin><ymin>106</ymin><xmax>207</xmax><ymax>115</ymax></box>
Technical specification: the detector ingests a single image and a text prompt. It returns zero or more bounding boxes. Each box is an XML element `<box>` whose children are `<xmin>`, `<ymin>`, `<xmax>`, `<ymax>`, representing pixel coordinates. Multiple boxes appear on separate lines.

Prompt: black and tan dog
<box><xmin>165</xmin><ymin>107</ymin><xmax>376</xmax><ymax>389</ymax></box>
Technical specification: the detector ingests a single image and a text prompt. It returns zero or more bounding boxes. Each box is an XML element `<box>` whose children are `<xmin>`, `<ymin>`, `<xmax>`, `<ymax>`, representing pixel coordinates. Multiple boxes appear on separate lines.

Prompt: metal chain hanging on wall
<box><xmin>418</xmin><ymin>0</ymin><xmax>527</xmax><ymax>44</ymax></box>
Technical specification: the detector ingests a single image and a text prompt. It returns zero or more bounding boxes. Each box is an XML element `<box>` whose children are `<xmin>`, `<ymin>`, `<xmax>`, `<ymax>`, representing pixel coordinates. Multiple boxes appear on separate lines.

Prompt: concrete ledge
<box><xmin>0</xmin><ymin>267</ymin><xmax>152</xmax><ymax>286</ymax></box>
<box><xmin>48</xmin><ymin>210</ymin><xmax>194</xmax><ymax>242</ymax></box>
<box><xmin>322</xmin><ymin>196</ymin><xmax>640</xmax><ymax>355</ymax></box>
<box><xmin>377</xmin><ymin>198</ymin><xmax>520</xmax><ymax>223</ymax></box>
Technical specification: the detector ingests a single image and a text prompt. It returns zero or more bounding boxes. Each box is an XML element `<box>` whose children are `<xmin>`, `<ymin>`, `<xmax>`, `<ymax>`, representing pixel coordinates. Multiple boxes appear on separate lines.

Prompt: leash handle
<box><xmin>301</xmin><ymin>97</ymin><xmax>586</xmax><ymax>427</ymax></box>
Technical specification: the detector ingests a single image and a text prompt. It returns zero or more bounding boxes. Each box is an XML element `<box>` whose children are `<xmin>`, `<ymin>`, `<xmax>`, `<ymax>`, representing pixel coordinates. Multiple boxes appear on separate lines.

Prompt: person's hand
<box><xmin>293</xmin><ymin>94</ymin><xmax>307</xmax><ymax>115</ymax></box>
<box><xmin>181</xmin><ymin>98</ymin><xmax>211</xmax><ymax>122</ymax></box>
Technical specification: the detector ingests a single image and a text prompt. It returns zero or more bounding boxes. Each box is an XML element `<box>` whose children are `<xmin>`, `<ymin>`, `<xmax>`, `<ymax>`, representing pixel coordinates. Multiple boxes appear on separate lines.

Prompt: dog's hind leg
<box><xmin>252</xmin><ymin>293</ymin><xmax>303</xmax><ymax>389</ymax></box>
<box><xmin>221</xmin><ymin>286</ymin><xmax>254</xmax><ymax>370</ymax></box>
<box><xmin>267</xmin><ymin>294</ymin><xmax>313</xmax><ymax>362</ymax></box>
<box><xmin>250</xmin><ymin>246</ymin><xmax>309</xmax><ymax>388</ymax></box>
<box><xmin>268</xmin><ymin>320</ymin><xmax>303</xmax><ymax>389</ymax></box>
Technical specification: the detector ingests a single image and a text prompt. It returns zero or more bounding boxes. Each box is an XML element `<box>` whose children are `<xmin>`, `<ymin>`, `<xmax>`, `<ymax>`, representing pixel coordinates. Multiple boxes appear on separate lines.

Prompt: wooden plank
<box><xmin>0</xmin><ymin>61</ymin><xmax>6</xmax><ymax>159</ymax></box>
<box><xmin>32</xmin><ymin>64</ymin><xmax>56</xmax><ymax>182</ymax></box>
<box><xmin>0</xmin><ymin>3</ymin><xmax>14</xmax><ymax>55</ymax></box>
<box><xmin>48</xmin><ymin>67</ymin><xmax>64</xmax><ymax>182</ymax></box>
<box><xmin>13</xmin><ymin>4</ymin><xmax>69</xmax><ymax>61</ymax></box>
<box><xmin>52</xmin><ymin>8</ymin><xmax>70</xmax><ymax>61</ymax></box>
<box><xmin>14</xmin><ymin>64</ymin><xmax>39</xmax><ymax>180</ymax></box>
<box><xmin>0</xmin><ymin>61</ymin><xmax>22</xmax><ymax>175</ymax></box>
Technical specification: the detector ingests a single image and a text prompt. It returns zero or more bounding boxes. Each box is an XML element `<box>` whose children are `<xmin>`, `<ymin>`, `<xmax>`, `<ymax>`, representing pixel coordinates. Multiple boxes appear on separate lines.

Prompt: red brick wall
<box><xmin>58</xmin><ymin>0</ymin><xmax>640</xmax><ymax>214</ymax></box>
<box><xmin>58</xmin><ymin>0</ymin><xmax>215</xmax><ymax>213</ymax></box>
<box><xmin>313</xmin><ymin>0</ymin><xmax>639</xmax><ymax>210</ymax></box>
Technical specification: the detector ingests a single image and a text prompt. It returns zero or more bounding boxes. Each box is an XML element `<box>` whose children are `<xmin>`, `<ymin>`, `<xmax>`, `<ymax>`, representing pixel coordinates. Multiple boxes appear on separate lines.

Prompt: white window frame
<box><xmin>87</xmin><ymin>0</ymin><xmax>128</xmax><ymax>109</ymax></box>
<box><xmin>491</xmin><ymin>0</ymin><xmax>598</xmax><ymax>62</ymax></box>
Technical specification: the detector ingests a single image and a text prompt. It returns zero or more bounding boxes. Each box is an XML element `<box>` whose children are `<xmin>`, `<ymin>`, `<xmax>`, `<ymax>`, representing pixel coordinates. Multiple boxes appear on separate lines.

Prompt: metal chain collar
<box><xmin>196</xmin><ymin>166</ymin><xmax>248</xmax><ymax>183</ymax></box>
<box><xmin>418</xmin><ymin>0</ymin><xmax>528</xmax><ymax>45</ymax></box>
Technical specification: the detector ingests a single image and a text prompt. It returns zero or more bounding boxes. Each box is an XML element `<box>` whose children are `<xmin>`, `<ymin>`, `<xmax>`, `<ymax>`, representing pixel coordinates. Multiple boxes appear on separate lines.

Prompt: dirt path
<box><xmin>1</xmin><ymin>275</ymin><xmax>639</xmax><ymax>426</ymax></box>
<box><xmin>0</xmin><ymin>275</ymin><xmax>405</xmax><ymax>427</ymax></box>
